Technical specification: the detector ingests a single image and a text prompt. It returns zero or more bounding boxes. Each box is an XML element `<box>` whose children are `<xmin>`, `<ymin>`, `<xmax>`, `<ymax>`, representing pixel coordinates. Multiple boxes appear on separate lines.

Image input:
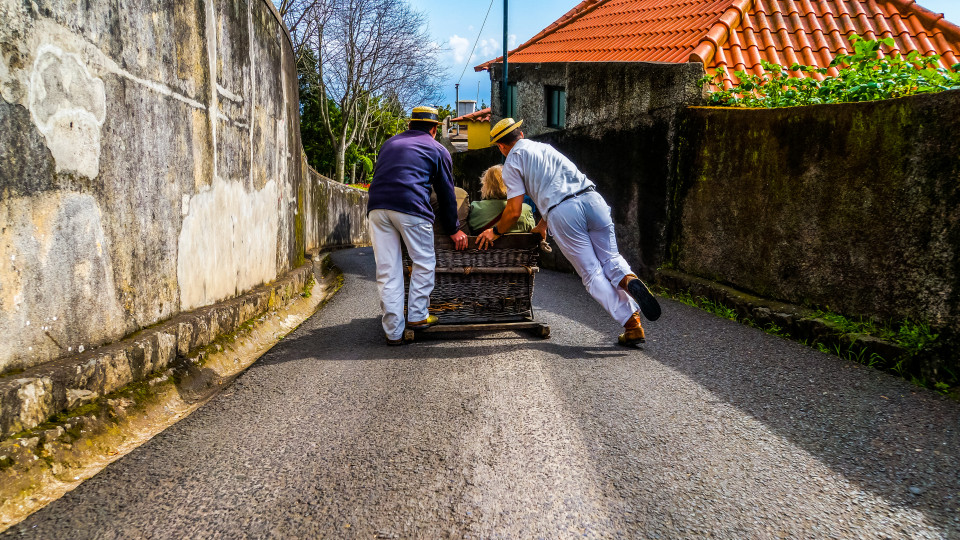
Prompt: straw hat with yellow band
<box><xmin>490</xmin><ymin>118</ymin><xmax>523</xmax><ymax>144</ymax></box>
<box><xmin>411</xmin><ymin>106</ymin><xmax>441</xmax><ymax>124</ymax></box>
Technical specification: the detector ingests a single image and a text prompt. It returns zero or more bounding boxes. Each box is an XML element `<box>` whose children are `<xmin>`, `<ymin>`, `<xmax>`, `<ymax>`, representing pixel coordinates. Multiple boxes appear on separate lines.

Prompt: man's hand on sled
<box><xmin>476</xmin><ymin>227</ymin><xmax>498</xmax><ymax>250</ymax></box>
<box><xmin>449</xmin><ymin>230</ymin><xmax>468</xmax><ymax>250</ymax></box>
<box><xmin>532</xmin><ymin>219</ymin><xmax>547</xmax><ymax>241</ymax></box>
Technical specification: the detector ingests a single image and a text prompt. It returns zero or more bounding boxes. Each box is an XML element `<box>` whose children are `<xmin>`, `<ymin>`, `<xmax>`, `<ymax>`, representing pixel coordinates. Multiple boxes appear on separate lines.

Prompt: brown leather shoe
<box><xmin>618</xmin><ymin>313</ymin><xmax>646</xmax><ymax>345</ymax></box>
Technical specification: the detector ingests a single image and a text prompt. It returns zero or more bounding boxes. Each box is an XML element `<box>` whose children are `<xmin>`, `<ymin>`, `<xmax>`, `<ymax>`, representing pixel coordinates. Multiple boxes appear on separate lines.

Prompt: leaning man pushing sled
<box><xmin>476</xmin><ymin>117</ymin><xmax>662</xmax><ymax>346</ymax></box>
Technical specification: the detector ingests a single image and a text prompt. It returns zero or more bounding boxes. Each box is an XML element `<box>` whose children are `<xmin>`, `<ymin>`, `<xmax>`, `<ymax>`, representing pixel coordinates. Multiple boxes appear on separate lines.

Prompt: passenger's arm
<box><xmin>477</xmin><ymin>195</ymin><xmax>523</xmax><ymax>250</ymax></box>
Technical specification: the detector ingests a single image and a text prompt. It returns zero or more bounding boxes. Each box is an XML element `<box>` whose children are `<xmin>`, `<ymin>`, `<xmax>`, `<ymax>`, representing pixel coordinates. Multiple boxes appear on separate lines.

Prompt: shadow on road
<box><xmin>291</xmin><ymin>247</ymin><xmax>960</xmax><ymax>529</ymax></box>
<box><xmin>253</xmin><ymin>316</ymin><xmax>633</xmax><ymax>366</ymax></box>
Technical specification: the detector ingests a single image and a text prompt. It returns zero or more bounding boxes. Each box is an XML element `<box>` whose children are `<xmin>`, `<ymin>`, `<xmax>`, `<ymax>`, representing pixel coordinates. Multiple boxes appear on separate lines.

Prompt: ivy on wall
<box><xmin>701</xmin><ymin>35</ymin><xmax>960</xmax><ymax>108</ymax></box>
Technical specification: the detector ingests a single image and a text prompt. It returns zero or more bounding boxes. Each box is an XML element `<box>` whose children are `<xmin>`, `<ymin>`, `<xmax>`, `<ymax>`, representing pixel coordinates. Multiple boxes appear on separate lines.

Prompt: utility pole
<box><xmin>501</xmin><ymin>0</ymin><xmax>508</xmax><ymax>119</ymax></box>
<box><xmin>455</xmin><ymin>83</ymin><xmax>460</xmax><ymax>135</ymax></box>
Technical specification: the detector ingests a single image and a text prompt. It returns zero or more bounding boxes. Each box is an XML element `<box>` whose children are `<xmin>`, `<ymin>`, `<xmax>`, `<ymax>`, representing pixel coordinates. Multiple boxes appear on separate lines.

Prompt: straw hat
<box><xmin>411</xmin><ymin>106</ymin><xmax>441</xmax><ymax>124</ymax></box>
<box><xmin>490</xmin><ymin>118</ymin><xmax>523</xmax><ymax>143</ymax></box>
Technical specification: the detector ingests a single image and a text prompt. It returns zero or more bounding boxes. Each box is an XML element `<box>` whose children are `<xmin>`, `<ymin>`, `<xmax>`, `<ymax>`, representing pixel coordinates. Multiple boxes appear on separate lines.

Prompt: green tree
<box><xmin>289</xmin><ymin>0</ymin><xmax>446</xmax><ymax>182</ymax></box>
<box><xmin>298</xmin><ymin>51</ymin><xmax>410</xmax><ymax>182</ymax></box>
<box><xmin>298</xmin><ymin>49</ymin><xmax>339</xmax><ymax>176</ymax></box>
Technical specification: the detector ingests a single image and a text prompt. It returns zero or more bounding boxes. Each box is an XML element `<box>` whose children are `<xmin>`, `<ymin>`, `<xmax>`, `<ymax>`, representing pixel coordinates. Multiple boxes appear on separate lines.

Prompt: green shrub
<box><xmin>701</xmin><ymin>35</ymin><xmax>960</xmax><ymax>108</ymax></box>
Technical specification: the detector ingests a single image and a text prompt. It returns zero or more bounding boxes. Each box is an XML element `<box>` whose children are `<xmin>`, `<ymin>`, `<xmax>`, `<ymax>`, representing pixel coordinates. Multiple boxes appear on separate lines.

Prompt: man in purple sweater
<box><xmin>367</xmin><ymin>106</ymin><xmax>468</xmax><ymax>345</ymax></box>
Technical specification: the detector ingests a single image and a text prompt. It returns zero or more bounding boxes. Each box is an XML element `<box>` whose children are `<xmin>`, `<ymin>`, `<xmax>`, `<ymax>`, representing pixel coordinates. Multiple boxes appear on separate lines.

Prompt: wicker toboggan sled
<box><xmin>402</xmin><ymin>233</ymin><xmax>550</xmax><ymax>342</ymax></box>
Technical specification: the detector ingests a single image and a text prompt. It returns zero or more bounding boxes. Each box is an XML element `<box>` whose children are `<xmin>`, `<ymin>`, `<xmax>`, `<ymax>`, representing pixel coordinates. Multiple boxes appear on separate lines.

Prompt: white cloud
<box><xmin>442</xmin><ymin>33</ymin><xmax>519</xmax><ymax>68</ymax></box>
<box><xmin>471</xmin><ymin>34</ymin><xmax>518</xmax><ymax>62</ymax></box>
<box><xmin>478</xmin><ymin>38</ymin><xmax>500</xmax><ymax>59</ymax></box>
<box><xmin>448</xmin><ymin>34</ymin><xmax>471</xmax><ymax>64</ymax></box>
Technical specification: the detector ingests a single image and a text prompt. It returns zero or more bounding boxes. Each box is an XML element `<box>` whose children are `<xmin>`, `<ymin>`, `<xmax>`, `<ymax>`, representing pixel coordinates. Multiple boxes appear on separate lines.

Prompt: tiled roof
<box><xmin>451</xmin><ymin>107</ymin><xmax>492</xmax><ymax>122</ymax></box>
<box><xmin>475</xmin><ymin>0</ymin><xmax>960</xmax><ymax>88</ymax></box>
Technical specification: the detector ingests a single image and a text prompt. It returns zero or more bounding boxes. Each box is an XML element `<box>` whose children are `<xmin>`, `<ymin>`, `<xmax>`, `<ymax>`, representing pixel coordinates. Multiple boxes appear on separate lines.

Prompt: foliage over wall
<box><xmin>702</xmin><ymin>36</ymin><xmax>960</xmax><ymax>108</ymax></box>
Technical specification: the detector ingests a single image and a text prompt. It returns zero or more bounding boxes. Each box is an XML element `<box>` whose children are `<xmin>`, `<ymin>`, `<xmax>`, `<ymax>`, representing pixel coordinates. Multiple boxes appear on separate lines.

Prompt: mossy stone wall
<box><xmin>672</xmin><ymin>90</ymin><xmax>960</xmax><ymax>331</ymax></box>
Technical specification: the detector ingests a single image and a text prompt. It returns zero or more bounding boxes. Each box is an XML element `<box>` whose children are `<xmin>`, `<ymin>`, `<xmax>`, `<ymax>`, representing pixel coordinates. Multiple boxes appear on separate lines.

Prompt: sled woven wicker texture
<box><xmin>404</xmin><ymin>234</ymin><xmax>541</xmax><ymax>323</ymax></box>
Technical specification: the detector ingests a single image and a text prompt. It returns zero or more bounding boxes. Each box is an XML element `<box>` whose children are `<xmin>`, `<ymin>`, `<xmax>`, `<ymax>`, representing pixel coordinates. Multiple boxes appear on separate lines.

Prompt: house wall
<box><xmin>0</xmin><ymin>1</ymin><xmax>368</xmax><ymax>375</ymax></box>
<box><xmin>465</xmin><ymin>120</ymin><xmax>491</xmax><ymax>150</ymax></box>
<box><xmin>488</xmin><ymin>62</ymin><xmax>706</xmax><ymax>138</ymax></box>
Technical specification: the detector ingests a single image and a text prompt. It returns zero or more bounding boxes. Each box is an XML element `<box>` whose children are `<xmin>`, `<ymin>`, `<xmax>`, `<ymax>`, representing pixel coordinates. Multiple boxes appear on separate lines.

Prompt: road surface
<box><xmin>5</xmin><ymin>247</ymin><xmax>959</xmax><ymax>538</ymax></box>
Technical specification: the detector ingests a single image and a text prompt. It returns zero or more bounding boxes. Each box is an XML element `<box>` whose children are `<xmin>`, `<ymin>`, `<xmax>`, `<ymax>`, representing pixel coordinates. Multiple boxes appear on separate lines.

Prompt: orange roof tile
<box><xmin>475</xmin><ymin>0</ymin><xmax>960</xmax><ymax>88</ymax></box>
<box><xmin>451</xmin><ymin>107</ymin><xmax>492</xmax><ymax>122</ymax></box>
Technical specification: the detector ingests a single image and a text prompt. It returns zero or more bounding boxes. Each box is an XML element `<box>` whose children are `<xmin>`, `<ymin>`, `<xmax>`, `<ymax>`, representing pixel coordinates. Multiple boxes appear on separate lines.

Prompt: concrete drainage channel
<box><xmin>0</xmin><ymin>252</ymin><xmax>345</xmax><ymax>531</ymax></box>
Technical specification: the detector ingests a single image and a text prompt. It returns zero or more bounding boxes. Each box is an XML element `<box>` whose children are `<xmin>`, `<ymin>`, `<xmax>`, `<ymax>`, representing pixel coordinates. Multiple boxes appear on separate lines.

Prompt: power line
<box><xmin>456</xmin><ymin>0</ymin><xmax>496</xmax><ymax>86</ymax></box>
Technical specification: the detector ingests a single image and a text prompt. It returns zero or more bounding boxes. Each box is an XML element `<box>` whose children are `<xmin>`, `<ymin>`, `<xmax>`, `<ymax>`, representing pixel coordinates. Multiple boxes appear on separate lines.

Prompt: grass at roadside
<box><xmin>656</xmin><ymin>287</ymin><xmax>957</xmax><ymax>398</ymax></box>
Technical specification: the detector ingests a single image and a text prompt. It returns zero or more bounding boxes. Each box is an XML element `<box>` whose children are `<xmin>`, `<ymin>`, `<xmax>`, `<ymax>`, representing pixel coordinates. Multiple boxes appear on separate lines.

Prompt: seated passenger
<box><xmin>469</xmin><ymin>165</ymin><xmax>536</xmax><ymax>234</ymax></box>
<box><xmin>430</xmin><ymin>186</ymin><xmax>471</xmax><ymax>234</ymax></box>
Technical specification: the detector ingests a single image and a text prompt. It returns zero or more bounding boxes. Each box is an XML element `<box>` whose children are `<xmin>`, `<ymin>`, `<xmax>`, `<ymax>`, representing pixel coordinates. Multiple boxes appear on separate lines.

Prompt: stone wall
<box><xmin>0</xmin><ymin>1</ymin><xmax>368</xmax><ymax>375</ymax></box>
<box><xmin>671</xmin><ymin>90</ymin><xmax>960</xmax><ymax>332</ymax></box>
<box><xmin>487</xmin><ymin>62</ymin><xmax>706</xmax><ymax>138</ymax></box>
<box><xmin>468</xmin><ymin>65</ymin><xmax>960</xmax><ymax>338</ymax></box>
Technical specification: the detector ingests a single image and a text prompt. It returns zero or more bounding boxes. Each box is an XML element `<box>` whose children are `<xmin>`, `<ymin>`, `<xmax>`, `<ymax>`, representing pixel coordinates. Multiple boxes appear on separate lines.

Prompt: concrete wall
<box><xmin>304</xmin><ymin>164</ymin><xmax>370</xmax><ymax>251</ymax></box>
<box><xmin>671</xmin><ymin>90</ymin><xmax>960</xmax><ymax>332</ymax></box>
<box><xmin>0</xmin><ymin>1</ymin><xmax>368</xmax><ymax>375</ymax></box>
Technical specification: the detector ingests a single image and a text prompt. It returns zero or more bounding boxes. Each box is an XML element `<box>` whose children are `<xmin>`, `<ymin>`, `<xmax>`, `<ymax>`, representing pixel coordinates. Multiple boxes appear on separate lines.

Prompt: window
<box><xmin>546</xmin><ymin>86</ymin><xmax>566</xmax><ymax>129</ymax></box>
<box><xmin>506</xmin><ymin>82</ymin><xmax>518</xmax><ymax>118</ymax></box>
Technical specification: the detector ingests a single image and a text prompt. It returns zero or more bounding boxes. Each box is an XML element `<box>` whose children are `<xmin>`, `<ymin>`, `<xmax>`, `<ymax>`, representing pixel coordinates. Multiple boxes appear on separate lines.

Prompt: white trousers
<box><xmin>368</xmin><ymin>209</ymin><xmax>435</xmax><ymax>340</ymax></box>
<box><xmin>547</xmin><ymin>191</ymin><xmax>639</xmax><ymax>326</ymax></box>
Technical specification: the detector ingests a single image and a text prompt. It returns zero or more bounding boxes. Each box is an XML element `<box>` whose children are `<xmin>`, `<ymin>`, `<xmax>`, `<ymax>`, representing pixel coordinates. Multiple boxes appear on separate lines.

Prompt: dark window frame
<box><xmin>506</xmin><ymin>82</ymin><xmax>518</xmax><ymax>118</ymax></box>
<box><xmin>545</xmin><ymin>86</ymin><xmax>566</xmax><ymax>129</ymax></box>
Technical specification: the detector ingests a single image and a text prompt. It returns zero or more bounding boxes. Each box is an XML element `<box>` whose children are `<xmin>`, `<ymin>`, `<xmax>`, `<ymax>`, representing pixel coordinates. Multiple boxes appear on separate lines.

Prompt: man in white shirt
<box><xmin>476</xmin><ymin>118</ymin><xmax>661</xmax><ymax>345</ymax></box>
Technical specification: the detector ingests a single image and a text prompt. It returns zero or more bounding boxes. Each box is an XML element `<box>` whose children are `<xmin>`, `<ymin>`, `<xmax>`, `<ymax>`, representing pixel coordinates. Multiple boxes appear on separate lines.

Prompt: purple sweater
<box><xmin>366</xmin><ymin>130</ymin><xmax>460</xmax><ymax>234</ymax></box>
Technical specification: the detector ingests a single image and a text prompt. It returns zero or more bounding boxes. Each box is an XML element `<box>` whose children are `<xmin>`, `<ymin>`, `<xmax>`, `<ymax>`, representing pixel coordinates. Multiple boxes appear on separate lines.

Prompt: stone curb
<box><xmin>0</xmin><ymin>252</ymin><xmax>345</xmax><ymax>531</ymax></box>
<box><xmin>0</xmin><ymin>259</ymin><xmax>317</xmax><ymax>439</ymax></box>
<box><xmin>656</xmin><ymin>269</ymin><xmax>908</xmax><ymax>364</ymax></box>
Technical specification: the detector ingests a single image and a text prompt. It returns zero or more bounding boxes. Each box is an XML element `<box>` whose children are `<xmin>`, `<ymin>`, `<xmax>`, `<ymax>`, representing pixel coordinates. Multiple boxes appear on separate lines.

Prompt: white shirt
<box><xmin>501</xmin><ymin>139</ymin><xmax>595</xmax><ymax>218</ymax></box>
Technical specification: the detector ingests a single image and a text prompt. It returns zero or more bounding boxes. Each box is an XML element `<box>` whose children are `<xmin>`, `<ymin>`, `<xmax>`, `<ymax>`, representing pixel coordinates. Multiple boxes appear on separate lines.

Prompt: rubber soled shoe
<box><xmin>406</xmin><ymin>314</ymin><xmax>439</xmax><ymax>330</ymax></box>
<box><xmin>386</xmin><ymin>335</ymin><xmax>404</xmax><ymax>346</ymax></box>
<box><xmin>626</xmin><ymin>278</ymin><xmax>662</xmax><ymax>321</ymax></box>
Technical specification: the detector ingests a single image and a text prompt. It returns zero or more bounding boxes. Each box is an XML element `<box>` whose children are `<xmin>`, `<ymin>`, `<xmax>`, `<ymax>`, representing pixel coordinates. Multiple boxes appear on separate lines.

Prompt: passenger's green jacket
<box><xmin>468</xmin><ymin>200</ymin><xmax>536</xmax><ymax>234</ymax></box>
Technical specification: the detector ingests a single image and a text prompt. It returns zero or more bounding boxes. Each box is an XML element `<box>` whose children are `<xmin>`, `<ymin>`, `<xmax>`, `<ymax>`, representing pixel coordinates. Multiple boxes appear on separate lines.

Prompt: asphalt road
<box><xmin>5</xmin><ymin>247</ymin><xmax>960</xmax><ymax>539</ymax></box>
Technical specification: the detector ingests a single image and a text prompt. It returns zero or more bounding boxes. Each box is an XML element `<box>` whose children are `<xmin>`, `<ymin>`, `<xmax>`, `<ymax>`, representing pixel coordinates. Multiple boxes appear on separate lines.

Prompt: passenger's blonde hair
<box><xmin>480</xmin><ymin>165</ymin><xmax>507</xmax><ymax>200</ymax></box>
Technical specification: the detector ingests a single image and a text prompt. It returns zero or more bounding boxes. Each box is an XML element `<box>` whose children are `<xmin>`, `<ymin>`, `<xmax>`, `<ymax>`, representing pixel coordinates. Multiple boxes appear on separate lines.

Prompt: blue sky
<box><xmin>408</xmin><ymin>0</ymin><xmax>960</xmax><ymax>109</ymax></box>
<box><xmin>407</xmin><ymin>0</ymin><xmax>575</xmax><ymax>108</ymax></box>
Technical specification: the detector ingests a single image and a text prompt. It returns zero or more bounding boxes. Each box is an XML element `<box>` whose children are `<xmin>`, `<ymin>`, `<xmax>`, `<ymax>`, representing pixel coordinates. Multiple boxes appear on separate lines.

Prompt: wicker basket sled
<box><xmin>402</xmin><ymin>233</ymin><xmax>550</xmax><ymax>342</ymax></box>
